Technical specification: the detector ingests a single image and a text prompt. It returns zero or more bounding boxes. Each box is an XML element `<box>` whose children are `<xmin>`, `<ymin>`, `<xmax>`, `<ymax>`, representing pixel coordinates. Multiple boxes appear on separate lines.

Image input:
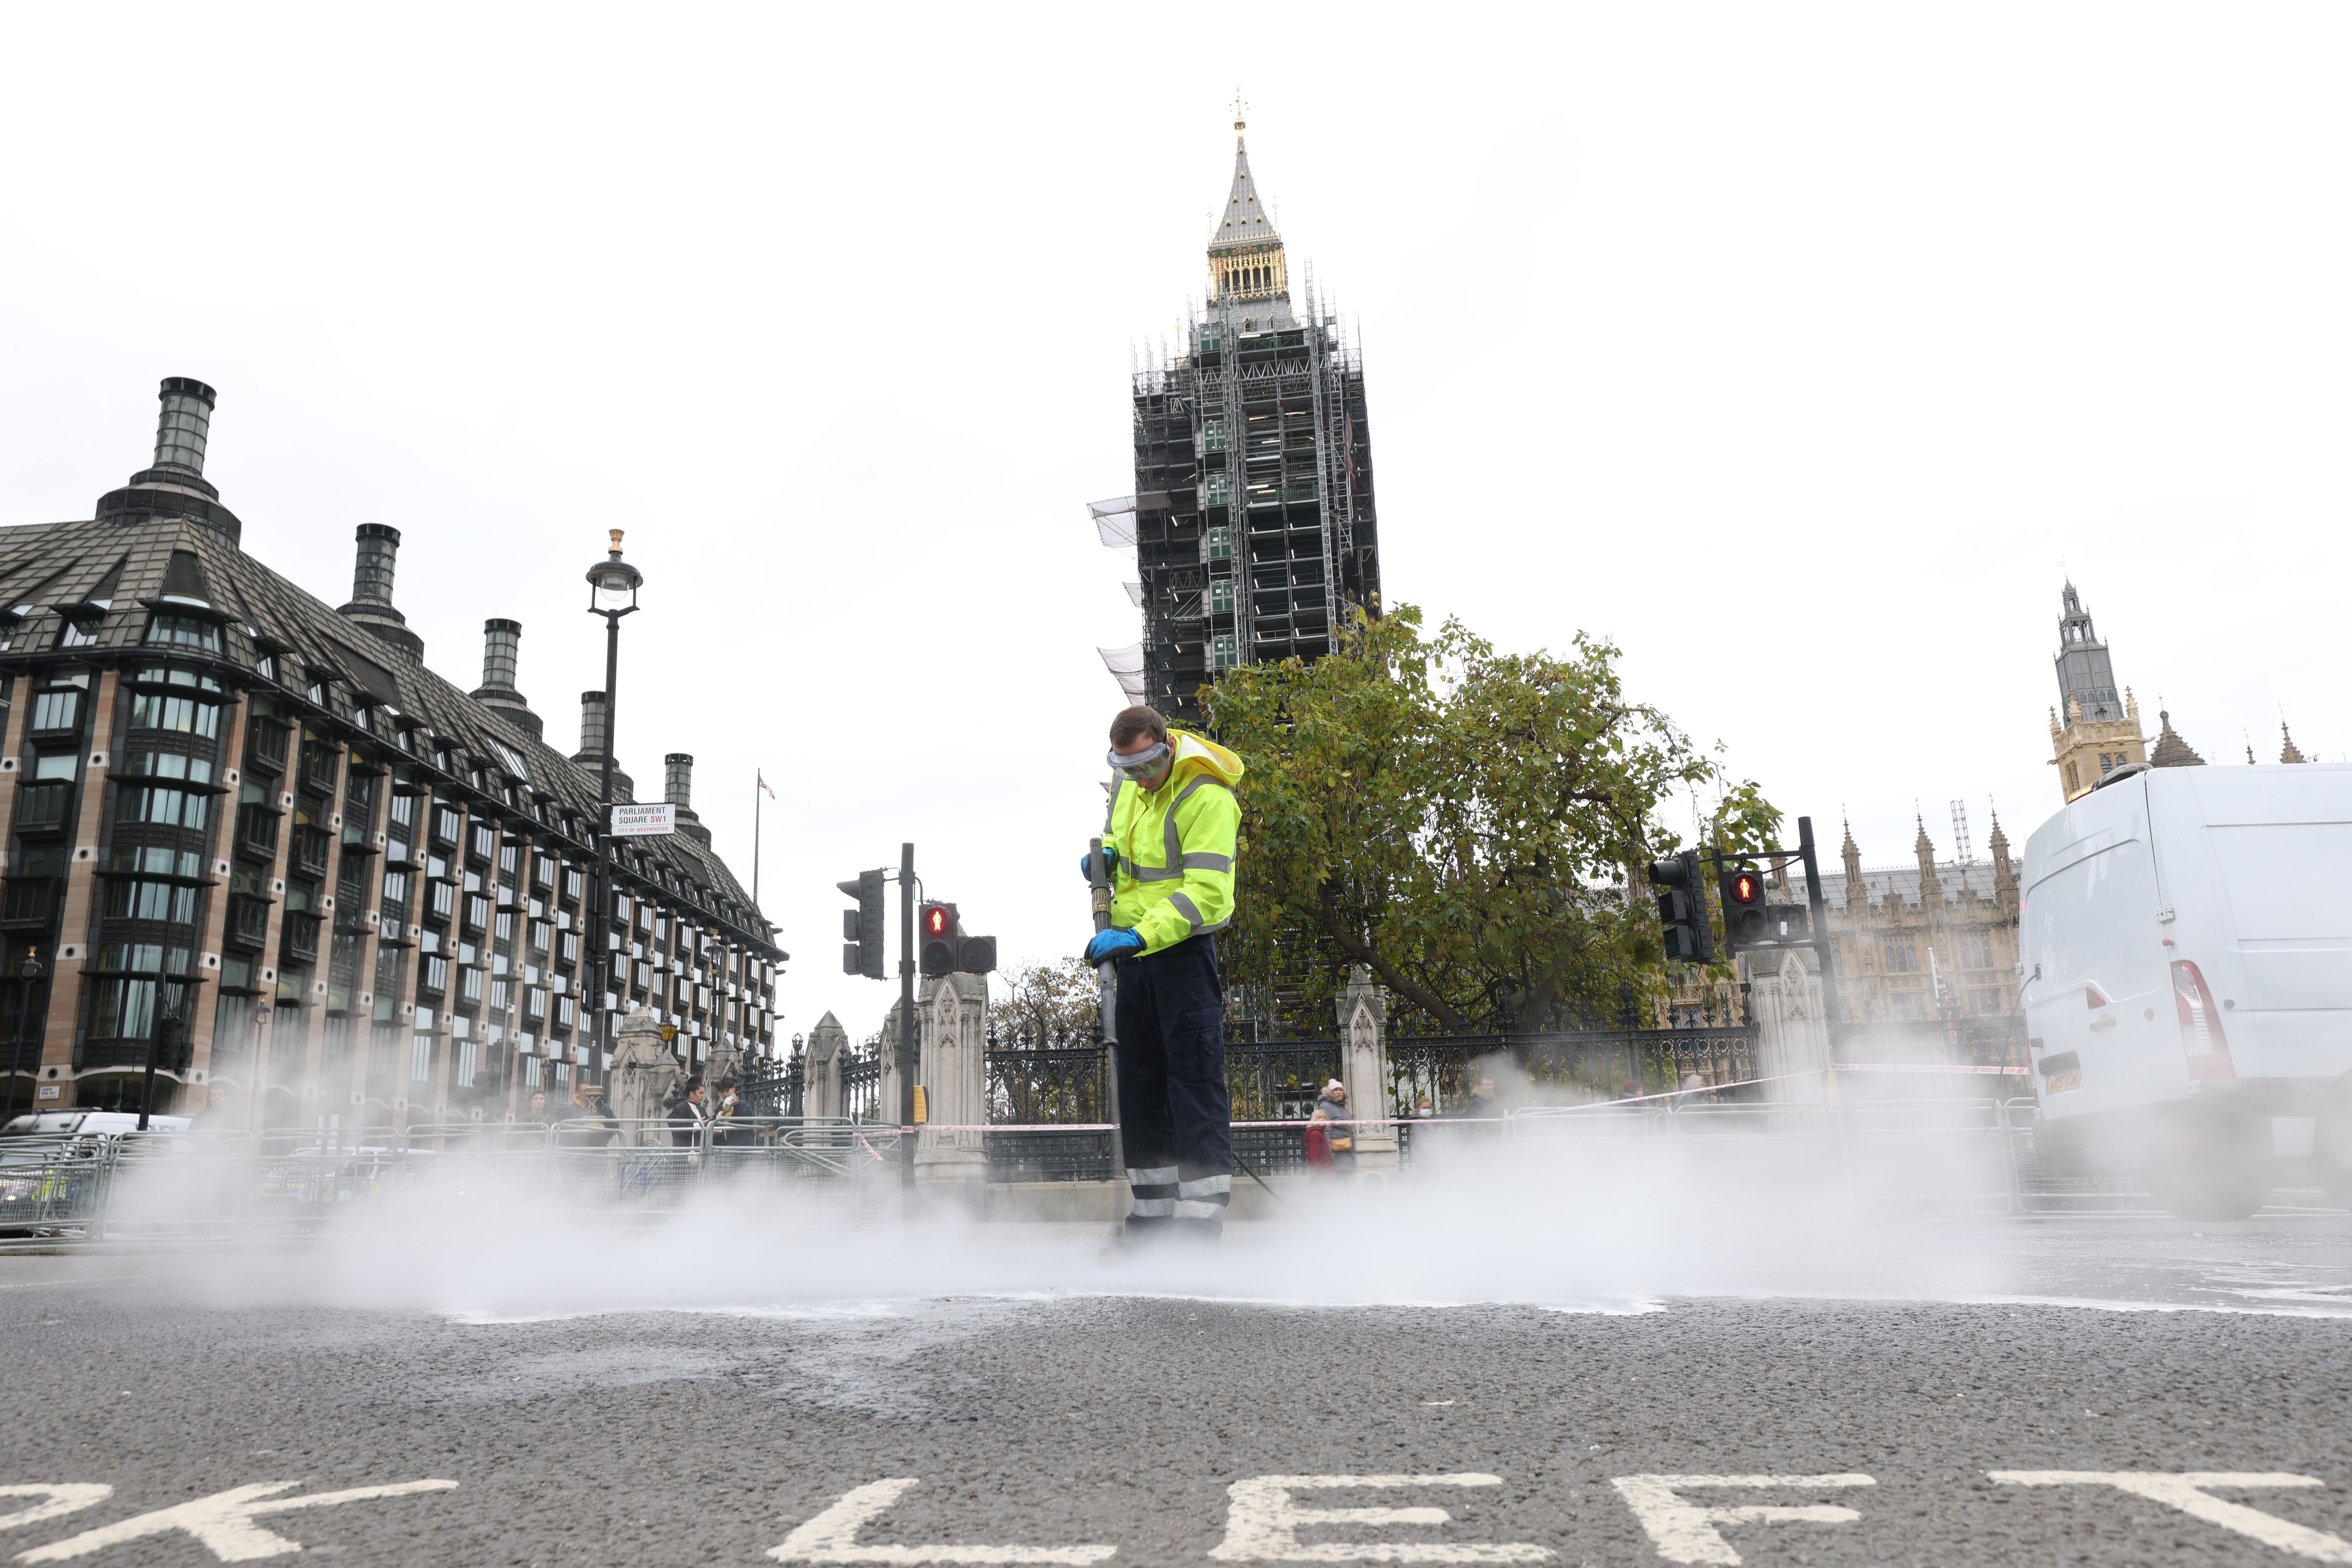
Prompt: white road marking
<box><xmin>1207</xmin><ymin>1473</ymin><xmax>1548</xmax><ymax>1563</ymax></box>
<box><xmin>1609</xmin><ymin>1475</ymin><xmax>1875</xmax><ymax>1565</ymax></box>
<box><xmin>0</xmin><ymin>1491</ymin><xmax>110</xmax><ymax>1533</ymax></box>
<box><xmin>1989</xmin><ymin>1472</ymin><xmax>2352</xmax><ymax>1561</ymax></box>
<box><xmin>13</xmin><ymin>1480</ymin><xmax>458</xmax><ymax>1563</ymax></box>
<box><xmin>769</xmin><ymin>1479</ymin><xmax>1115</xmax><ymax>1565</ymax></box>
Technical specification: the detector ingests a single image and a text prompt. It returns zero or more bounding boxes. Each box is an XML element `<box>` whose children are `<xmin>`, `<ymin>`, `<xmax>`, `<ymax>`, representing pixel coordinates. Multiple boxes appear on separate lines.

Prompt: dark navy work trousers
<box><xmin>1113</xmin><ymin>933</ymin><xmax>1233</xmax><ymax>1238</ymax></box>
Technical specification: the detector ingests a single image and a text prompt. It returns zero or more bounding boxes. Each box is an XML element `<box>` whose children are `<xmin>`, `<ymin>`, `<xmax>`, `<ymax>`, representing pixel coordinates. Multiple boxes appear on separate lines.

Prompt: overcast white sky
<box><xmin>3</xmin><ymin>5</ymin><xmax>2347</xmax><ymax>1043</ymax></box>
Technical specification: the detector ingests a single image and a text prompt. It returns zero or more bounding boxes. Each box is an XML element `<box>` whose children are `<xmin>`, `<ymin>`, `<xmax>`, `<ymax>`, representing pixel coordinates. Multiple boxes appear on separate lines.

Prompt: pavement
<box><xmin>5</xmin><ymin>1207</ymin><xmax>2352</xmax><ymax>1566</ymax></box>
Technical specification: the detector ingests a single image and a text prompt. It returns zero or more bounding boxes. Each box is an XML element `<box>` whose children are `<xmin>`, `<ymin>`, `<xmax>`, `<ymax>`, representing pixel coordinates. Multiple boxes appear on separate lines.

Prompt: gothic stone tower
<box><xmin>1124</xmin><ymin>111</ymin><xmax>1382</xmax><ymax>725</ymax></box>
<box><xmin>2048</xmin><ymin>580</ymin><xmax>2149</xmax><ymax>801</ymax></box>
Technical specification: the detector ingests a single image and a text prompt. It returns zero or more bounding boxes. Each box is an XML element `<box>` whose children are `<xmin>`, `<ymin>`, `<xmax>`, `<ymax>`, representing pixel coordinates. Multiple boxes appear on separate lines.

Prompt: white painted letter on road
<box><xmin>15</xmin><ymin>1480</ymin><xmax>457</xmax><ymax>1563</ymax></box>
<box><xmin>1610</xmin><ymin>1475</ymin><xmax>1875</xmax><ymax>1566</ymax></box>
<box><xmin>769</xmin><ymin>1478</ymin><xmax>1115</xmax><ymax>1565</ymax></box>
<box><xmin>1207</xmin><ymin>1473</ymin><xmax>1548</xmax><ymax>1563</ymax></box>
<box><xmin>1989</xmin><ymin>1472</ymin><xmax>2352</xmax><ymax>1561</ymax></box>
<box><xmin>0</xmin><ymin>1490</ymin><xmax>111</xmax><ymax>1534</ymax></box>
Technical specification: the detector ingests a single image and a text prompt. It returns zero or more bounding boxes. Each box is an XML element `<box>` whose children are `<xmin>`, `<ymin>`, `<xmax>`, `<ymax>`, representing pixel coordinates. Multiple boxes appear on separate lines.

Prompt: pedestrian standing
<box><xmin>1304</xmin><ymin>1108</ymin><xmax>1335</xmax><ymax>1173</ymax></box>
<box><xmin>670</xmin><ymin>1077</ymin><xmax>708</xmax><ymax>1148</ymax></box>
<box><xmin>712</xmin><ymin>1077</ymin><xmax>742</xmax><ymax>1147</ymax></box>
<box><xmin>1315</xmin><ymin>1080</ymin><xmax>1357</xmax><ymax>1174</ymax></box>
<box><xmin>1080</xmin><ymin>705</ymin><xmax>1246</xmax><ymax>1247</ymax></box>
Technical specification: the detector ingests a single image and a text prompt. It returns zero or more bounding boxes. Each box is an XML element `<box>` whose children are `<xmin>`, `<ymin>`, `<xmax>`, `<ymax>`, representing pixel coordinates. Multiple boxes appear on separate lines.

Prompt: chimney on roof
<box><xmin>573</xmin><ymin>691</ymin><xmax>634</xmax><ymax>802</ymax></box>
<box><xmin>664</xmin><ymin>753</ymin><xmax>713</xmax><ymax>846</ymax></box>
<box><xmin>336</xmin><ymin>524</ymin><xmax>425</xmax><ymax>662</ymax></box>
<box><xmin>97</xmin><ymin>377</ymin><xmax>244</xmax><ymax>542</ymax></box>
<box><xmin>470</xmin><ymin>618</ymin><xmax>544</xmax><ymax>738</ymax></box>
<box><xmin>153</xmin><ymin>378</ymin><xmax>216</xmax><ymax>477</ymax></box>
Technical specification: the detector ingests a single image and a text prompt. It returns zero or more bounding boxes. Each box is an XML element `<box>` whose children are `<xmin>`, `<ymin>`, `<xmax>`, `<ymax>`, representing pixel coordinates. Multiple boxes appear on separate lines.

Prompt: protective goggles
<box><xmin>1106</xmin><ymin>741</ymin><xmax>1171</xmax><ymax>777</ymax></box>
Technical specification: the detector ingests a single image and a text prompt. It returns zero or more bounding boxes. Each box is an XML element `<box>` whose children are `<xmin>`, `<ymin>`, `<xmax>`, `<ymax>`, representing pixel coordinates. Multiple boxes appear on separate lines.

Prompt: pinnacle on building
<box><xmin>1097</xmin><ymin>107</ymin><xmax>1382</xmax><ymax>725</ymax></box>
<box><xmin>2047</xmin><ymin>579</ymin><xmax>2150</xmax><ymax>800</ymax></box>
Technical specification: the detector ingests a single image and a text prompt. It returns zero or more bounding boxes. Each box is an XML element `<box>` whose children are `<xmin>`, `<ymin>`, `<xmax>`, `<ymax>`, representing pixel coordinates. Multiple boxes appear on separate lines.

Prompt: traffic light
<box><xmin>1718</xmin><ymin>861</ymin><xmax>1769</xmax><ymax>951</ymax></box>
<box><xmin>917</xmin><ymin>900</ymin><xmax>1000</xmax><ymax>977</ymax></box>
<box><xmin>159</xmin><ymin>1016</ymin><xmax>191</xmax><ymax>1074</ymax></box>
<box><xmin>919</xmin><ymin>901</ymin><xmax>958</xmax><ymax>976</ymax></box>
<box><xmin>1647</xmin><ymin>852</ymin><xmax>1714</xmax><ymax>963</ymax></box>
<box><xmin>837</xmin><ymin>868</ymin><xmax>886</xmax><ymax>979</ymax></box>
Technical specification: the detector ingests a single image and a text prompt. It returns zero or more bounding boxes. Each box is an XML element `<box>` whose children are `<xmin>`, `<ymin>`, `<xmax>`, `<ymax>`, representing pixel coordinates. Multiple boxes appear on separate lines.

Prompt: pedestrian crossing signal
<box><xmin>1718</xmin><ymin>862</ymin><xmax>1770</xmax><ymax>951</ymax></box>
<box><xmin>918</xmin><ymin>900</ymin><xmax>1000</xmax><ymax>978</ymax></box>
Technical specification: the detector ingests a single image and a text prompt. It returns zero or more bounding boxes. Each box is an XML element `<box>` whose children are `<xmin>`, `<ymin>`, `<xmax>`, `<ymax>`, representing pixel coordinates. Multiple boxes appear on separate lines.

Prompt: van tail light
<box><xmin>2084</xmin><ymin>982</ymin><xmax>2109</xmax><ymax>1008</ymax></box>
<box><xmin>2172</xmin><ymin>960</ymin><xmax>2235</xmax><ymax>1079</ymax></box>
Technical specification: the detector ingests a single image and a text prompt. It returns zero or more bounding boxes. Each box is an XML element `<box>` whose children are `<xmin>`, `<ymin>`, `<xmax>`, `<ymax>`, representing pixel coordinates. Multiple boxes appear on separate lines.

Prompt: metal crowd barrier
<box><xmin>0</xmin><ymin>1115</ymin><xmax>904</xmax><ymax>1249</ymax></box>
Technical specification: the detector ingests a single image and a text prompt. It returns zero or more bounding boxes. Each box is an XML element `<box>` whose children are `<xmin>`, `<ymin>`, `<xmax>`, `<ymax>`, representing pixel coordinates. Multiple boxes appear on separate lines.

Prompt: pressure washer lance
<box><xmin>1087</xmin><ymin>825</ymin><xmax>1118</xmax><ymax>1049</ymax></box>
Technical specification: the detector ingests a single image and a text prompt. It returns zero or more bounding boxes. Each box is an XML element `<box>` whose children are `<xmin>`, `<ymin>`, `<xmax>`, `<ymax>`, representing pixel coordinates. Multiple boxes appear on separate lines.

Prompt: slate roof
<box><xmin>0</xmin><ymin>499</ymin><xmax>778</xmax><ymax>957</ymax></box>
<box><xmin>1210</xmin><ymin>127</ymin><xmax>1279</xmax><ymax>253</ymax></box>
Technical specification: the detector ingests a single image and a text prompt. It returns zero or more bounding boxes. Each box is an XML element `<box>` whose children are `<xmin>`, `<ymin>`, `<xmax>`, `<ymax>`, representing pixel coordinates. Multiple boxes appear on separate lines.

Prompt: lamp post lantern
<box><xmin>3</xmin><ymin>950</ymin><xmax>42</xmax><ymax>1126</ymax></box>
<box><xmin>585</xmin><ymin>530</ymin><xmax>644</xmax><ymax>1091</ymax></box>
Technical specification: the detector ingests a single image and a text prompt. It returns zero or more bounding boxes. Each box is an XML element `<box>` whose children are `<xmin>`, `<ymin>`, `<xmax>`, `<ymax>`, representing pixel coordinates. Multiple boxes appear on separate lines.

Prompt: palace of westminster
<box><xmin>1730</xmin><ymin>578</ymin><xmax>2320</xmax><ymax>1026</ymax></box>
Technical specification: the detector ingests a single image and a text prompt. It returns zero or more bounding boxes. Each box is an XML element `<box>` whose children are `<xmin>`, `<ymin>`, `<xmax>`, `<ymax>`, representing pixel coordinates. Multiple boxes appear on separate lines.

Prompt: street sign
<box><xmin>610</xmin><ymin>802</ymin><xmax>676</xmax><ymax>838</ymax></box>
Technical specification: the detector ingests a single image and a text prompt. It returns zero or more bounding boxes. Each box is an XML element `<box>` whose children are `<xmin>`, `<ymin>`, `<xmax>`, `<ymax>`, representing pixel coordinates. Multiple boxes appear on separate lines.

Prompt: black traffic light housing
<box><xmin>1647</xmin><ymin>851</ymin><xmax>1714</xmax><ymax>963</ymax></box>
<box><xmin>918</xmin><ymin>900</ymin><xmax>999</xmax><ymax>977</ymax></box>
<box><xmin>158</xmin><ymin>1015</ymin><xmax>191</xmax><ymax>1074</ymax></box>
<box><xmin>1717</xmin><ymin>860</ymin><xmax>1770</xmax><ymax>952</ymax></box>
<box><xmin>837</xmin><ymin>868</ymin><xmax>886</xmax><ymax>979</ymax></box>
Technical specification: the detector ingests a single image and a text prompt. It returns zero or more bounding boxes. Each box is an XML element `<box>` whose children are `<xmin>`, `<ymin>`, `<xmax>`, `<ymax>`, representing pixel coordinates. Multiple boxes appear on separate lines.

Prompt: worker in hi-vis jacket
<box><xmin>1083</xmin><ymin>704</ymin><xmax>1246</xmax><ymax>1244</ymax></box>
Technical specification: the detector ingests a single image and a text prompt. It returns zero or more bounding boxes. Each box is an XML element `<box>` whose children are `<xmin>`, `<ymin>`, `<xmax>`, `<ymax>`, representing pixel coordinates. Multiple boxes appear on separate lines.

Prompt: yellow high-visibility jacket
<box><xmin>1109</xmin><ymin>731</ymin><xmax>1245</xmax><ymax>955</ymax></box>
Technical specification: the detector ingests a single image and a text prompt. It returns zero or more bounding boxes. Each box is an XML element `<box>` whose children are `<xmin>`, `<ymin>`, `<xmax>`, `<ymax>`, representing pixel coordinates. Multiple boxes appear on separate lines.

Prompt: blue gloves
<box><xmin>1079</xmin><ymin>846</ymin><xmax>1120</xmax><ymax>883</ymax></box>
<box><xmin>1085</xmin><ymin>927</ymin><xmax>1143</xmax><ymax>965</ymax></box>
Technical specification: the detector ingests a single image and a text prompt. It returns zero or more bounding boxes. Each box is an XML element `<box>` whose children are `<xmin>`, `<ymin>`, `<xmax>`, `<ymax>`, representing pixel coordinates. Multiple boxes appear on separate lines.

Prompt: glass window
<box><xmin>92</xmin><ymin>978</ymin><xmax>157</xmax><ymax>1039</ymax></box>
<box><xmin>29</xmin><ymin>690</ymin><xmax>80</xmax><ymax>733</ymax></box>
<box><xmin>115</xmin><ymin>785</ymin><xmax>210</xmax><ymax>833</ymax></box>
<box><xmin>32</xmin><ymin>752</ymin><xmax>76</xmax><ymax>781</ymax></box>
<box><xmin>130</xmin><ymin>691</ymin><xmax>221</xmax><ymax>738</ymax></box>
<box><xmin>144</xmin><ymin>614</ymin><xmax>222</xmax><ymax>653</ymax></box>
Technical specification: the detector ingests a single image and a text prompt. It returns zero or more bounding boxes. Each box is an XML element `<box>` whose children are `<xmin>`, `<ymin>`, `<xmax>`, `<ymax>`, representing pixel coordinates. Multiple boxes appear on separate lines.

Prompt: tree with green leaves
<box><xmin>1203</xmin><ymin>605</ymin><xmax>1777</xmax><ymax>1035</ymax></box>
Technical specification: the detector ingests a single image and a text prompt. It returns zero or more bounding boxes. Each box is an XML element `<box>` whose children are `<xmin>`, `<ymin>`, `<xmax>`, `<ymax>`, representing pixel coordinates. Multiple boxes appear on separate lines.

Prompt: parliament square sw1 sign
<box><xmin>609</xmin><ymin>803</ymin><xmax>677</xmax><ymax>838</ymax></box>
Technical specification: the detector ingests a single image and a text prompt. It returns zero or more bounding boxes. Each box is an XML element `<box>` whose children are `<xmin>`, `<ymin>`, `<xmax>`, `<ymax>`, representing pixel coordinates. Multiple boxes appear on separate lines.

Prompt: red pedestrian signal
<box><xmin>918</xmin><ymin>900</ymin><xmax>1000</xmax><ymax>978</ymax></box>
<box><xmin>1718</xmin><ymin>862</ymin><xmax>1769</xmax><ymax>951</ymax></box>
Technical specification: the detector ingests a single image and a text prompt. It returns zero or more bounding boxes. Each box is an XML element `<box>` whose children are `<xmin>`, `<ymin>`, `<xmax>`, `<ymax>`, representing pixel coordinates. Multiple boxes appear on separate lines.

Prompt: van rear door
<box><xmin>2022</xmin><ymin>777</ymin><xmax>2177</xmax><ymax>1119</ymax></box>
<box><xmin>2152</xmin><ymin>766</ymin><xmax>2352</xmax><ymax>1079</ymax></box>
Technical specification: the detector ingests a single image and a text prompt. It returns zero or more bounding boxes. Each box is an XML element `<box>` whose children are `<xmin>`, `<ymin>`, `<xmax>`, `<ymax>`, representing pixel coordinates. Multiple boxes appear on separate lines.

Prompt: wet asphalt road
<box><xmin>5</xmin><ymin>1217</ymin><xmax>2352</xmax><ymax>1567</ymax></box>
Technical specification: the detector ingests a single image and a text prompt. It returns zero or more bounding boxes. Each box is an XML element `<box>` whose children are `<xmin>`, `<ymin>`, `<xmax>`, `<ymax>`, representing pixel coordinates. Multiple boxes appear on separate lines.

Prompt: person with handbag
<box><xmin>1315</xmin><ymin>1079</ymin><xmax>1356</xmax><ymax>1174</ymax></box>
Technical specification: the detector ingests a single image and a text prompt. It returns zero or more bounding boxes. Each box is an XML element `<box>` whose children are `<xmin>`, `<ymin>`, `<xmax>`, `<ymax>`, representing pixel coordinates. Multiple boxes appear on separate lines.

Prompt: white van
<box><xmin>2021</xmin><ymin>761</ymin><xmax>2352</xmax><ymax>1217</ymax></box>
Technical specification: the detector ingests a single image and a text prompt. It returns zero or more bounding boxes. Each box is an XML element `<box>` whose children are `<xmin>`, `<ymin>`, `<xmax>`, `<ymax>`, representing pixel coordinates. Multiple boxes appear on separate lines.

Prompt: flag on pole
<box><xmin>758</xmin><ymin>770</ymin><xmax>776</xmax><ymax>799</ymax></box>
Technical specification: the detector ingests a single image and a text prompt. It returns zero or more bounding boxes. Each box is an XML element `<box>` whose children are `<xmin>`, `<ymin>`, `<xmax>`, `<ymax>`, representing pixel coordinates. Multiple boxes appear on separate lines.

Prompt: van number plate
<box><xmin>2047</xmin><ymin>1069</ymin><xmax>2081</xmax><ymax>1094</ymax></box>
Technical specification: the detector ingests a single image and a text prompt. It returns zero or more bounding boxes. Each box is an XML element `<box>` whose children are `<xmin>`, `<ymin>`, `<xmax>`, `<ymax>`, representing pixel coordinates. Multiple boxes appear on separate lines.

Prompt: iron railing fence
<box><xmin>986</xmin><ymin>1034</ymin><xmax>1112</xmax><ymax>1128</ymax></box>
<box><xmin>1225</xmin><ymin>1040</ymin><xmax>1344</xmax><ymax>1123</ymax></box>
<box><xmin>1385</xmin><ymin>1027</ymin><xmax>1762</xmax><ymax>1116</ymax></box>
<box><xmin>840</xmin><ymin>1049</ymin><xmax>884</xmax><ymax>1123</ymax></box>
<box><xmin>735</xmin><ymin>1051</ymin><xmax>803</xmax><ymax>1120</ymax></box>
<box><xmin>987</xmin><ymin>1129</ymin><xmax>1116</xmax><ymax>1183</ymax></box>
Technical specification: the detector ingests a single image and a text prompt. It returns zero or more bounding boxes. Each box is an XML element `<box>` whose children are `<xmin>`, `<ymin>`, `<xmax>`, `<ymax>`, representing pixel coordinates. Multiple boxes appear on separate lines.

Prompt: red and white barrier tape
<box><xmin>854</xmin><ymin>1062</ymin><xmax>2023</xmax><ymax>1135</ymax></box>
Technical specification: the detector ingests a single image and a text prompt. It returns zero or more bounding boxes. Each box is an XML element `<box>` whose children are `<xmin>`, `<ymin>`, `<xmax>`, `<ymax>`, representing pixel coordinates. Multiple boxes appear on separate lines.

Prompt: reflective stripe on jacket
<box><xmin>1109</xmin><ymin>731</ymin><xmax>1244</xmax><ymax>955</ymax></box>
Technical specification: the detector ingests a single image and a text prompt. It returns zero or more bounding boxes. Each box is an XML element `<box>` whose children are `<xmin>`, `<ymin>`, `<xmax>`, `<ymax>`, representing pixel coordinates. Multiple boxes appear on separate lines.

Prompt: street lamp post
<box><xmin>585</xmin><ymin>530</ymin><xmax>643</xmax><ymax>1094</ymax></box>
<box><xmin>3</xmin><ymin>950</ymin><xmax>42</xmax><ymax>1125</ymax></box>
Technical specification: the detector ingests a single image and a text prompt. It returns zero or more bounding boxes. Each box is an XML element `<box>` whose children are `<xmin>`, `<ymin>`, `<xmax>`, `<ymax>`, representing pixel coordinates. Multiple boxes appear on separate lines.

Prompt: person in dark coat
<box><xmin>669</xmin><ymin>1078</ymin><xmax>708</xmax><ymax>1148</ymax></box>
